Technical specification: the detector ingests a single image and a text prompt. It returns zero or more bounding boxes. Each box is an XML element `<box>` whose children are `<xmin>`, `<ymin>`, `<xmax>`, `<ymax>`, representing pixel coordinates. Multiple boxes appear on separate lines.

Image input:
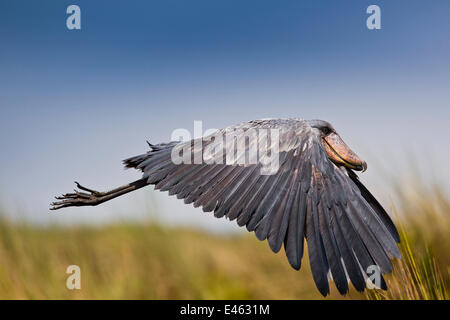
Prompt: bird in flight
<box><xmin>51</xmin><ymin>119</ymin><xmax>401</xmax><ymax>296</ymax></box>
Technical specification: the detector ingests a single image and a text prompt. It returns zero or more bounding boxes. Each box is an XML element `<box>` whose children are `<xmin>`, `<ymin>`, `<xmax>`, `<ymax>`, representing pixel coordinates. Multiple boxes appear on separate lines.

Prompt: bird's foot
<box><xmin>50</xmin><ymin>182</ymin><xmax>105</xmax><ymax>210</ymax></box>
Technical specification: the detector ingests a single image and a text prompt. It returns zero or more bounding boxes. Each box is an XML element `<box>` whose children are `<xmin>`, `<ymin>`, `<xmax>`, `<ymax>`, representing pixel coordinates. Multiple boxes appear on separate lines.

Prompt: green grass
<box><xmin>0</xmin><ymin>187</ymin><xmax>448</xmax><ymax>299</ymax></box>
<box><xmin>0</xmin><ymin>221</ymin><xmax>344</xmax><ymax>299</ymax></box>
<box><xmin>365</xmin><ymin>188</ymin><xmax>449</xmax><ymax>300</ymax></box>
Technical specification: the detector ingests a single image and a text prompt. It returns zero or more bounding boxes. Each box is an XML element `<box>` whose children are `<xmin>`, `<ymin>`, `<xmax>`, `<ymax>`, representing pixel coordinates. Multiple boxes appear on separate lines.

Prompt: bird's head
<box><xmin>308</xmin><ymin>120</ymin><xmax>367</xmax><ymax>172</ymax></box>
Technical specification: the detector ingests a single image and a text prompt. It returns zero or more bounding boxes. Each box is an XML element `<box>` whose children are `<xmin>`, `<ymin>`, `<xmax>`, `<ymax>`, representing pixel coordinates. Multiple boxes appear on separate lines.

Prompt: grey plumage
<box><xmin>60</xmin><ymin>118</ymin><xmax>400</xmax><ymax>296</ymax></box>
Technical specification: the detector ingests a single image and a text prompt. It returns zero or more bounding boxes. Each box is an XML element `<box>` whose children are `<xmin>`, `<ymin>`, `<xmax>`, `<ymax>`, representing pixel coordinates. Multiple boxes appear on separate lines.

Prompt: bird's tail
<box><xmin>123</xmin><ymin>141</ymin><xmax>178</xmax><ymax>171</ymax></box>
<box><xmin>123</xmin><ymin>153</ymin><xmax>150</xmax><ymax>170</ymax></box>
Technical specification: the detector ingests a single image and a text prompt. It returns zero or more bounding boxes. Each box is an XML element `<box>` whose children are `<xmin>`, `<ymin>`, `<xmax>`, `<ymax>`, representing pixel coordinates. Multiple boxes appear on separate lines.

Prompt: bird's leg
<box><xmin>51</xmin><ymin>178</ymin><xmax>149</xmax><ymax>210</ymax></box>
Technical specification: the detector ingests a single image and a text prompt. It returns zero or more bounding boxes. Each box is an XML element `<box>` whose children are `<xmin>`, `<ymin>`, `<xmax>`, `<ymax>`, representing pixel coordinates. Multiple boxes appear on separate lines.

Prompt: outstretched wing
<box><xmin>124</xmin><ymin>119</ymin><xmax>400</xmax><ymax>296</ymax></box>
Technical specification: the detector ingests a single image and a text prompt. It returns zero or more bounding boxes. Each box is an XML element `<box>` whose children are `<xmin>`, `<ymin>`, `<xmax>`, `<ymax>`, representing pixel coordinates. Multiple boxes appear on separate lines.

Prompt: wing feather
<box><xmin>124</xmin><ymin>119</ymin><xmax>399</xmax><ymax>295</ymax></box>
<box><xmin>347</xmin><ymin>170</ymin><xmax>400</xmax><ymax>242</ymax></box>
<box><xmin>329</xmin><ymin>205</ymin><xmax>366</xmax><ymax>292</ymax></box>
<box><xmin>306</xmin><ymin>194</ymin><xmax>330</xmax><ymax>296</ymax></box>
<box><xmin>317</xmin><ymin>200</ymin><xmax>349</xmax><ymax>294</ymax></box>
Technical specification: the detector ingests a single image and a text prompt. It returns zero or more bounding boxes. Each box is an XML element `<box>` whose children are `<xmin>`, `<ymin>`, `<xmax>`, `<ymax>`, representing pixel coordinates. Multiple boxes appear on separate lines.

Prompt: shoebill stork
<box><xmin>51</xmin><ymin>119</ymin><xmax>401</xmax><ymax>296</ymax></box>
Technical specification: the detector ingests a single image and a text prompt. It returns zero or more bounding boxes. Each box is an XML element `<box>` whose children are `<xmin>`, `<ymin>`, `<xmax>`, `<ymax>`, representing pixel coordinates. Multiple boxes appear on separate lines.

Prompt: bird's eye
<box><xmin>322</xmin><ymin>127</ymin><xmax>331</xmax><ymax>135</ymax></box>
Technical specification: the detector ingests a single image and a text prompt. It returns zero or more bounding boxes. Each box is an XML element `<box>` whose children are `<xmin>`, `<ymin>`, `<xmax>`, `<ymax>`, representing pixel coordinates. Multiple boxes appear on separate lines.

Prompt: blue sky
<box><xmin>0</xmin><ymin>1</ymin><xmax>449</xmax><ymax>231</ymax></box>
